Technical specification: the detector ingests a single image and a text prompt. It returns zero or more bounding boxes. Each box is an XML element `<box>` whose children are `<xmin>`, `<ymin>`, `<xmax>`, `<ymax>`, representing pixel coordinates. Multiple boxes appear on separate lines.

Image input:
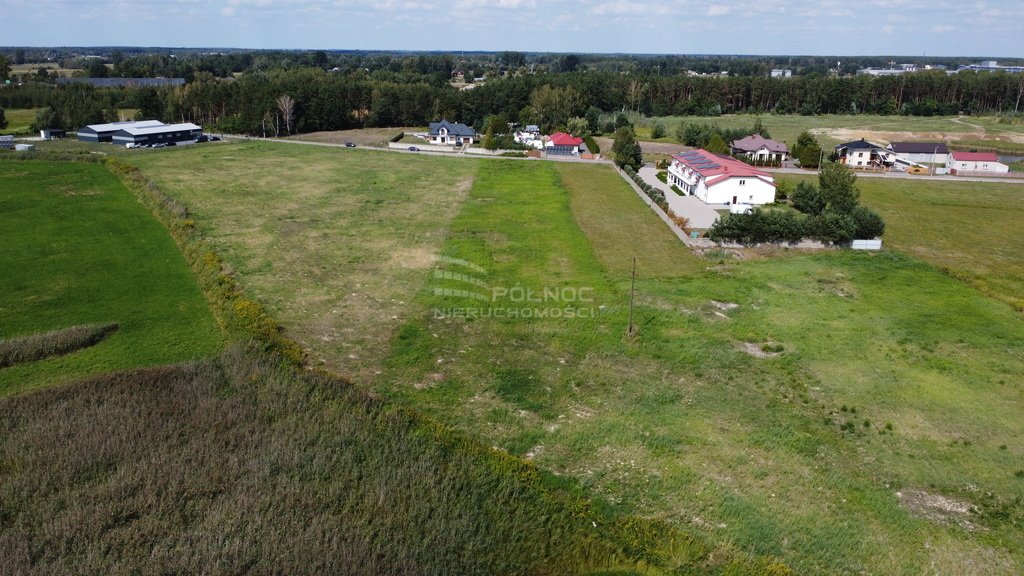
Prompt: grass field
<box><xmin>373</xmin><ymin>160</ymin><xmax>1024</xmax><ymax>574</ymax></box>
<box><xmin>776</xmin><ymin>173</ymin><xmax>1024</xmax><ymax>310</ymax></box>
<box><xmin>3</xmin><ymin>108</ymin><xmax>39</xmax><ymax>135</ymax></box>
<box><xmin>122</xmin><ymin>146</ymin><xmax>1024</xmax><ymax>573</ymax></box>
<box><xmin>628</xmin><ymin>113</ymin><xmax>1024</xmax><ymax>151</ymax></box>
<box><xmin>0</xmin><ymin>161</ymin><xmax>222</xmax><ymax>396</ymax></box>
<box><xmin>127</xmin><ymin>141</ymin><xmax>477</xmax><ymax>381</ymax></box>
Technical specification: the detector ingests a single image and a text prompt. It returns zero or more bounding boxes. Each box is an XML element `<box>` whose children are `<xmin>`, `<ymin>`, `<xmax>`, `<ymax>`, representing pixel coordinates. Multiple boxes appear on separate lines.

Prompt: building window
<box><xmin>739</xmin><ymin>180</ymin><xmax>746</xmax><ymax>186</ymax></box>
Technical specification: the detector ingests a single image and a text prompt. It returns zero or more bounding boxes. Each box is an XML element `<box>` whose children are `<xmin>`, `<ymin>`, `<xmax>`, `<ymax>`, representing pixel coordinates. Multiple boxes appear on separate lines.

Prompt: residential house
<box><xmin>833</xmin><ymin>139</ymin><xmax>893</xmax><ymax>169</ymax></box>
<box><xmin>730</xmin><ymin>134</ymin><xmax>789</xmax><ymax>163</ymax></box>
<box><xmin>886</xmin><ymin>142</ymin><xmax>949</xmax><ymax>165</ymax></box>
<box><xmin>0</xmin><ymin>135</ymin><xmax>14</xmax><ymax>149</ymax></box>
<box><xmin>428</xmin><ymin>120</ymin><xmax>476</xmax><ymax>146</ymax></box>
<box><xmin>513</xmin><ymin>125</ymin><xmax>543</xmax><ymax>149</ymax></box>
<box><xmin>945</xmin><ymin>151</ymin><xmax>1009</xmax><ymax>174</ymax></box>
<box><xmin>546</xmin><ymin>132</ymin><xmax>584</xmax><ymax>156</ymax></box>
<box><xmin>666</xmin><ymin>149</ymin><xmax>776</xmax><ymax>208</ymax></box>
<box><xmin>770</xmin><ymin>69</ymin><xmax>792</xmax><ymax>78</ymax></box>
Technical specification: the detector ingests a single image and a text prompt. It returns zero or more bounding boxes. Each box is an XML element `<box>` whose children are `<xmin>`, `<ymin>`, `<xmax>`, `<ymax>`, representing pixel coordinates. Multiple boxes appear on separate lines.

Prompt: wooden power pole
<box><xmin>627</xmin><ymin>257</ymin><xmax>637</xmax><ymax>337</ymax></box>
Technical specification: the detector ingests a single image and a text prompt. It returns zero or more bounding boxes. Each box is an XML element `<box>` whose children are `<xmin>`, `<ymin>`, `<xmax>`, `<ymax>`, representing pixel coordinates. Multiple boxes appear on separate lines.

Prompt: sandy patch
<box><xmin>898</xmin><ymin>489</ymin><xmax>980</xmax><ymax>531</ymax></box>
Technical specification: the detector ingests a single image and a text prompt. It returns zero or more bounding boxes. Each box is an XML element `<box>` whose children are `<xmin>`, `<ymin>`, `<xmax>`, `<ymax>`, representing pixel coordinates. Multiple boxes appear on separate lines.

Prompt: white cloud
<box><xmin>932</xmin><ymin>24</ymin><xmax>955</xmax><ymax>32</ymax></box>
<box><xmin>707</xmin><ymin>5</ymin><xmax>730</xmax><ymax>16</ymax></box>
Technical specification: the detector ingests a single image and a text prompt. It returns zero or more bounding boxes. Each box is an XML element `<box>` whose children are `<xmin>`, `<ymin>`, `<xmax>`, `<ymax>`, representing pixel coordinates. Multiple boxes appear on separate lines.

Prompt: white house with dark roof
<box><xmin>886</xmin><ymin>142</ymin><xmax>949</xmax><ymax>165</ymax></box>
<box><xmin>730</xmin><ymin>134</ymin><xmax>789</xmax><ymax>163</ymax></box>
<box><xmin>834</xmin><ymin>139</ymin><xmax>893</xmax><ymax>169</ymax></box>
<box><xmin>667</xmin><ymin>149</ymin><xmax>776</xmax><ymax>207</ymax></box>
<box><xmin>428</xmin><ymin>120</ymin><xmax>476</xmax><ymax>146</ymax></box>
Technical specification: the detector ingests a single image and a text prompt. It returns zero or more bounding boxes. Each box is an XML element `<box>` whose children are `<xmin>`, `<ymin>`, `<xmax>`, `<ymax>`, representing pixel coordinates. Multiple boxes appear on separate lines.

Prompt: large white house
<box><xmin>427</xmin><ymin>120</ymin><xmax>476</xmax><ymax>146</ymax></box>
<box><xmin>946</xmin><ymin>151</ymin><xmax>1009</xmax><ymax>174</ymax></box>
<box><xmin>666</xmin><ymin>149</ymin><xmax>776</xmax><ymax>208</ymax></box>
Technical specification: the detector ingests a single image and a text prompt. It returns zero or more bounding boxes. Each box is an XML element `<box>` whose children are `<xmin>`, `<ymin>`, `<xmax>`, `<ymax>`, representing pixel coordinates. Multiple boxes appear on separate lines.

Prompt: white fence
<box><xmin>851</xmin><ymin>239</ymin><xmax>883</xmax><ymax>250</ymax></box>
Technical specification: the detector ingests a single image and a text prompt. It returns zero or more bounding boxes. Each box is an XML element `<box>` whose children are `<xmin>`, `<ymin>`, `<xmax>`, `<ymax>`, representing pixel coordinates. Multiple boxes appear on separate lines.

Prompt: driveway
<box><xmin>637</xmin><ymin>165</ymin><xmax>721</xmax><ymax>229</ymax></box>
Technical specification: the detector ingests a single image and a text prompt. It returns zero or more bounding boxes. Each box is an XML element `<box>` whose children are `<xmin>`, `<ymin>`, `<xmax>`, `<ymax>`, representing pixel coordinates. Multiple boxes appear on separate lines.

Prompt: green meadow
<box><xmin>0</xmin><ymin>161</ymin><xmax>222</xmax><ymax>395</ymax></box>
<box><xmin>111</xmin><ymin>142</ymin><xmax>1024</xmax><ymax>573</ymax></box>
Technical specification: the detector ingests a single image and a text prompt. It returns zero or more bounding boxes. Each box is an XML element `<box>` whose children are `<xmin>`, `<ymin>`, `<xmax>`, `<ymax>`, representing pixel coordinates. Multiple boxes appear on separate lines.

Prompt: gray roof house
<box><xmin>730</xmin><ymin>134</ymin><xmax>789</xmax><ymax>161</ymax></box>
<box><xmin>428</xmin><ymin>120</ymin><xmax>476</xmax><ymax>145</ymax></box>
<box><xmin>834</xmin><ymin>139</ymin><xmax>893</xmax><ymax>169</ymax></box>
<box><xmin>886</xmin><ymin>142</ymin><xmax>949</xmax><ymax>164</ymax></box>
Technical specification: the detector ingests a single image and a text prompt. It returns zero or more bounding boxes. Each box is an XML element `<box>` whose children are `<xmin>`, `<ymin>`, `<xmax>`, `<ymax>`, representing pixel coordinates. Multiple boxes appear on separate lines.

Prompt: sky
<box><xmin>1</xmin><ymin>0</ymin><xmax>1022</xmax><ymax>58</ymax></box>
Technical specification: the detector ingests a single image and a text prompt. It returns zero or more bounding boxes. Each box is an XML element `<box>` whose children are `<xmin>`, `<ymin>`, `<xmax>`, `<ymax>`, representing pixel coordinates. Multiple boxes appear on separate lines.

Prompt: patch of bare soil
<box><xmin>739</xmin><ymin>342</ymin><xmax>783</xmax><ymax>358</ymax></box>
<box><xmin>898</xmin><ymin>489</ymin><xmax>980</xmax><ymax>531</ymax></box>
<box><xmin>814</xmin><ymin>127</ymin><xmax>1024</xmax><ymax>146</ymax></box>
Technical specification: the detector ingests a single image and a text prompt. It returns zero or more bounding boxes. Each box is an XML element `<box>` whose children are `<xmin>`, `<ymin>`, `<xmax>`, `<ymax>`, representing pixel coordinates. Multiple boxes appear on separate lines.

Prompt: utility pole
<box><xmin>627</xmin><ymin>257</ymin><xmax>637</xmax><ymax>337</ymax></box>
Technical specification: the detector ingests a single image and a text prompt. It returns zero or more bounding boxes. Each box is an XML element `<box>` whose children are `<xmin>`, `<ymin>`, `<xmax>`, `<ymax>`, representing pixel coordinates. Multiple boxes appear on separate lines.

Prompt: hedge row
<box><xmin>622</xmin><ymin>164</ymin><xmax>665</xmax><ymax>206</ymax></box>
<box><xmin>0</xmin><ymin>323</ymin><xmax>118</xmax><ymax>368</ymax></box>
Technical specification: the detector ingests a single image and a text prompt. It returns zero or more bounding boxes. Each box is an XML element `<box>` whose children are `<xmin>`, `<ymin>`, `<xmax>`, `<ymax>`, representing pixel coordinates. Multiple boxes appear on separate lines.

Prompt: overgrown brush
<box><xmin>0</xmin><ymin>323</ymin><xmax>118</xmax><ymax>368</ymax></box>
<box><xmin>0</xmin><ymin>344</ymin><xmax>790</xmax><ymax>574</ymax></box>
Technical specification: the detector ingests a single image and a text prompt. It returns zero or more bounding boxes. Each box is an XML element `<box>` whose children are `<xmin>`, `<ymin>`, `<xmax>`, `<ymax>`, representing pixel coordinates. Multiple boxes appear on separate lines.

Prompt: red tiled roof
<box><xmin>950</xmin><ymin>151</ymin><xmax>999</xmax><ymax>162</ymax></box>
<box><xmin>730</xmin><ymin>134</ymin><xmax>788</xmax><ymax>154</ymax></box>
<box><xmin>548</xmin><ymin>132</ymin><xmax>583</xmax><ymax>146</ymax></box>
<box><xmin>671</xmin><ymin>149</ymin><xmax>775</xmax><ymax>188</ymax></box>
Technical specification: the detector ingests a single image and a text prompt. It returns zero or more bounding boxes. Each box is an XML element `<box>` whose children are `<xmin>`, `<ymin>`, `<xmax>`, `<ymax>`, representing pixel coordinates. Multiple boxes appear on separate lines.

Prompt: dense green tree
<box><xmin>585</xmin><ymin>106</ymin><xmax>602</xmax><ymax>133</ymax></box>
<box><xmin>790</xmin><ymin>181</ymin><xmax>825</xmax><ymax>215</ymax></box>
<box><xmin>612</xmin><ymin>126</ymin><xmax>642</xmax><ymax>170</ymax></box>
<box><xmin>850</xmin><ymin>205</ymin><xmax>886</xmax><ymax>239</ymax></box>
<box><xmin>614</xmin><ymin>113</ymin><xmax>630</xmax><ymax>129</ymax></box>
<box><xmin>706</xmin><ymin>133</ymin><xmax>729</xmax><ymax>154</ymax></box>
<box><xmin>0</xmin><ymin>107</ymin><xmax>6</xmax><ymax>130</ymax></box>
<box><xmin>32</xmin><ymin>107</ymin><xmax>57</xmax><ymax>131</ymax></box>
<box><xmin>650</xmin><ymin>122</ymin><xmax>666</xmax><ymax>139</ymax></box>
<box><xmin>810</xmin><ymin>212</ymin><xmax>857</xmax><ymax>245</ymax></box>
<box><xmin>818</xmin><ymin>162</ymin><xmax>860</xmax><ymax>214</ymax></box>
<box><xmin>0</xmin><ymin>55</ymin><xmax>10</xmax><ymax>81</ymax></box>
<box><xmin>85</xmin><ymin>59</ymin><xmax>109</xmax><ymax>78</ymax></box>
<box><xmin>566</xmin><ymin>116</ymin><xmax>589</xmax><ymax>137</ymax></box>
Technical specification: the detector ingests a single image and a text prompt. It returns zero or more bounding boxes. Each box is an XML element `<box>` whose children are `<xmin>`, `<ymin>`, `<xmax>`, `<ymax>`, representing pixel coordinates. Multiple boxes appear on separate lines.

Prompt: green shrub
<box><xmin>656</xmin><ymin>171</ymin><xmax>668</xmax><ymax>183</ymax></box>
<box><xmin>707</xmin><ymin>209</ymin><xmax>807</xmax><ymax>245</ymax></box>
<box><xmin>850</xmin><ymin>205</ymin><xmax>886</xmax><ymax>239</ymax></box>
<box><xmin>583</xmin><ymin>134</ymin><xmax>600</xmax><ymax>154</ymax></box>
<box><xmin>809</xmin><ymin>212</ymin><xmax>857</xmax><ymax>245</ymax></box>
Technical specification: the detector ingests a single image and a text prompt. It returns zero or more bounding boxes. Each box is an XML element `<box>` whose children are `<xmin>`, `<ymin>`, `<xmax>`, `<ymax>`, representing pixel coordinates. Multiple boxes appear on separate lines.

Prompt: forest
<box><xmin>2</xmin><ymin>49</ymin><xmax>1023</xmax><ymax>136</ymax></box>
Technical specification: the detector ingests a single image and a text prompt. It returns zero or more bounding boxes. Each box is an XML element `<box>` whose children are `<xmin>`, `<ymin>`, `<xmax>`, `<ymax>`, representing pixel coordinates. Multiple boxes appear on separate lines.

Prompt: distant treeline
<box><xmin>2</xmin><ymin>50</ymin><xmax>1023</xmax><ymax>135</ymax></box>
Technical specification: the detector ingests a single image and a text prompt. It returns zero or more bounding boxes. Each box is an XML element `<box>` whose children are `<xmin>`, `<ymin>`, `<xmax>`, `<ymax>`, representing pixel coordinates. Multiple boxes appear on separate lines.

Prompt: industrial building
<box><xmin>111</xmin><ymin>122</ymin><xmax>202</xmax><ymax>147</ymax></box>
<box><xmin>77</xmin><ymin>120</ymin><xmax>166</xmax><ymax>143</ymax></box>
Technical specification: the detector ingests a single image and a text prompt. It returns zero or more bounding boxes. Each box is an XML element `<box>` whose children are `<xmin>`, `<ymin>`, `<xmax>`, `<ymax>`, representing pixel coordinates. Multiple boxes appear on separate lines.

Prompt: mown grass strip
<box><xmin>0</xmin><ymin>323</ymin><xmax>119</xmax><ymax>368</ymax></box>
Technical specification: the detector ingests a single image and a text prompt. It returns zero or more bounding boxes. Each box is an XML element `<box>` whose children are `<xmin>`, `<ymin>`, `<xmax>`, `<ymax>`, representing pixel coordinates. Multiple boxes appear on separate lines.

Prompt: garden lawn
<box><xmin>0</xmin><ymin>161</ymin><xmax>222</xmax><ymax>396</ymax></box>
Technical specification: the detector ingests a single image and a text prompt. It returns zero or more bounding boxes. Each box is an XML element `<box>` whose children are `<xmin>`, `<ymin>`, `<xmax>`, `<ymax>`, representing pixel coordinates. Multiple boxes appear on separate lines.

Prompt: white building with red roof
<box><xmin>667</xmin><ymin>149</ymin><xmax>777</xmax><ymax>207</ymax></box>
<box><xmin>546</xmin><ymin>132</ymin><xmax>584</xmax><ymax>156</ymax></box>
<box><xmin>945</xmin><ymin>151</ymin><xmax>1008</xmax><ymax>174</ymax></box>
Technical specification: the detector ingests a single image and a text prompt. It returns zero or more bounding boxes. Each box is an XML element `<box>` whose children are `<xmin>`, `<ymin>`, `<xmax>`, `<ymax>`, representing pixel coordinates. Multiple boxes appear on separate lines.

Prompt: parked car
<box><xmin>408</xmin><ymin>146</ymin><xmax>420</xmax><ymax>152</ymax></box>
<box><xmin>345</xmin><ymin>142</ymin><xmax>356</xmax><ymax>148</ymax></box>
<box><xmin>209</xmin><ymin>136</ymin><xmax>221</xmax><ymax>141</ymax></box>
<box><xmin>194</xmin><ymin>135</ymin><xmax>209</xmax><ymax>143</ymax></box>
<box><xmin>125</xmin><ymin>143</ymin><xmax>141</xmax><ymax>149</ymax></box>
<box><xmin>150</xmin><ymin>143</ymin><xmax>167</xmax><ymax>148</ymax></box>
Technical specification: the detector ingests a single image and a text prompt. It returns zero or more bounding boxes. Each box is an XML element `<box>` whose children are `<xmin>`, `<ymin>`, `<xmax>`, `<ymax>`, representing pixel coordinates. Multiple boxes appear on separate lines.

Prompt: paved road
<box><xmin>636</xmin><ymin>165</ymin><xmax>721</xmax><ymax>229</ymax></box>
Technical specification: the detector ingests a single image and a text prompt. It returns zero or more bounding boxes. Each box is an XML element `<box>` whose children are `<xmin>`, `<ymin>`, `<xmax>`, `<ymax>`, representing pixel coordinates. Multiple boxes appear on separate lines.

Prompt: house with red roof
<box><xmin>666</xmin><ymin>149</ymin><xmax>776</xmax><ymax>207</ymax></box>
<box><xmin>730</xmin><ymin>134</ymin><xmax>789</xmax><ymax>163</ymax></box>
<box><xmin>945</xmin><ymin>151</ymin><xmax>1008</xmax><ymax>174</ymax></box>
<box><xmin>546</xmin><ymin>132</ymin><xmax>584</xmax><ymax>156</ymax></box>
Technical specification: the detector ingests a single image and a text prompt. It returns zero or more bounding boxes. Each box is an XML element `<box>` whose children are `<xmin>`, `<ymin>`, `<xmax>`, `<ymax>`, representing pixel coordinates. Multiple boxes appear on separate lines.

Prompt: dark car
<box><xmin>344</xmin><ymin>142</ymin><xmax>356</xmax><ymax>148</ymax></box>
<box><xmin>195</xmin><ymin>135</ymin><xmax>209</xmax><ymax>143</ymax></box>
<box><xmin>209</xmin><ymin>136</ymin><xmax>221</xmax><ymax>141</ymax></box>
<box><xmin>408</xmin><ymin>146</ymin><xmax>420</xmax><ymax>152</ymax></box>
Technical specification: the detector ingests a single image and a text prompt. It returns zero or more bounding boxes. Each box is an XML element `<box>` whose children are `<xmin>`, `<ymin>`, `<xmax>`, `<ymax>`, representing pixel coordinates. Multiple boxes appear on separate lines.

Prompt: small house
<box><xmin>730</xmin><ymin>134</ymin><xmax>789</xmax><ymax>163</ymax></box>
<box><xmin>546</xmin><ymin>132</ymin><xmax>584</xmax><ymax>156</ymax></box>
<box><xmin>945</xmin><ymin>151</ymin><xmax>1009</xmax><ymax>174</ymax></box>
